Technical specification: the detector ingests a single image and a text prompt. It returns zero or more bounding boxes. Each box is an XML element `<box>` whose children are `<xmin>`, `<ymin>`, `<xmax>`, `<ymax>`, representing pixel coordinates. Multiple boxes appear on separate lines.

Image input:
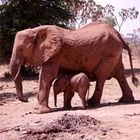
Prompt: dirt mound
<box><xmin>17</xmin><ymin>113</ymin><xmax>102</xmax><ymax>140</ymax></box>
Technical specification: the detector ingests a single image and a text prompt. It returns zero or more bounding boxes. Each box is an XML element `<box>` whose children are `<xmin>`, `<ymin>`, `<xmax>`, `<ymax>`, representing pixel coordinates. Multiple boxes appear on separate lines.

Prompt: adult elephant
<box><xmin>10</xmin><ymin>22</ymin><xmax>139</xmax><ymax>113</ymax></box>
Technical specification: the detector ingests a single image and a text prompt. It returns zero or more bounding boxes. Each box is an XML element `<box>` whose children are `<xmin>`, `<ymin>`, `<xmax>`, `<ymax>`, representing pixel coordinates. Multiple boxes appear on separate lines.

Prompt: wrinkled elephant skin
<box><xmin>10</xmin><ymin>22</ymin><xmax>139</xmax><ymax>113</ymax></box>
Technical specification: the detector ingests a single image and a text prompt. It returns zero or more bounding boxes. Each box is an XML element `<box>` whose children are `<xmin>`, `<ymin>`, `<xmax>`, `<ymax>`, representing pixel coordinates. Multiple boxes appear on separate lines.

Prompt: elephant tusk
<box><xmin>13</xmin><ymin>66</ymin><xmax>21</xmax><ymax>81</ymax></box>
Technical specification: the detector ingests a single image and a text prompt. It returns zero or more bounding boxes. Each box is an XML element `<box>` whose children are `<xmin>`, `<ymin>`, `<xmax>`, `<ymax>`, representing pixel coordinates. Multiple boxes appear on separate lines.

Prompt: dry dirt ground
<box><xmin>0</xmin><ymin>53</ymin><xmax>140</xmax><ymax>140</ymax></box>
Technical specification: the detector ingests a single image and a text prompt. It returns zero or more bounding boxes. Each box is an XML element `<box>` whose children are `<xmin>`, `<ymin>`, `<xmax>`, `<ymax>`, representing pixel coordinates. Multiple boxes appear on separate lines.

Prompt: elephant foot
<box><xmin>119</xmin><ymin>95</ymin><xmax>135</xmax><ymax>103</ymax></box>
<box><xmin>63</xmin><ymin>105</ymin><xmax>72</xmax><ymax>110</ymax></box>
<box><xmin>17</xmin><ymin>96</ymin><xmax>28</xmax><ymax>102</ymax></box>
<box><xmin>87</xmin><ymin>98</ymin><xmax>100</xmax><ymax>107</ymax></box>
<box><xmin>34</xmin><ymin>105</ymin><xmax>52</xmax><ymax>114</ymax></box>
<box><xmin>81</xmin><ymin>105</ymin><xmax>87</xmax><ymax>110</ymax></box>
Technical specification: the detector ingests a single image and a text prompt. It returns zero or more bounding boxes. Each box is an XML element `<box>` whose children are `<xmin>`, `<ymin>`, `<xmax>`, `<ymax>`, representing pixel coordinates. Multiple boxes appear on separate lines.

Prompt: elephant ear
<box><xmin>44</xmin><ymin>32</ymin><xmax>62</xmax><ymax>62</ymax></box>
<box><xmin>34</xmin><ymin>26</ymin><xmax>62</xmax><ymax>63</ymax></box>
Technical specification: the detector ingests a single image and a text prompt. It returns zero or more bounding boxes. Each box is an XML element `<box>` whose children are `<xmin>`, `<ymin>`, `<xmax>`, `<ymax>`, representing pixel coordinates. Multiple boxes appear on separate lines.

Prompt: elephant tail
<box><xmin>123</xmin><ymin>42</ymin><xmax>139</xmax><ymax>87</ymax></box>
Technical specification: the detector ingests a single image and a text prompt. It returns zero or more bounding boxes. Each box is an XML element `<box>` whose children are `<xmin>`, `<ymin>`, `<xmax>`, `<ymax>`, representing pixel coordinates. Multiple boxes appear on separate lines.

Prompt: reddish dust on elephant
<box><xmin>53</xmin><ymin>73</ymin><xmax>90</xmax><ymax>109</ymax></box>
<box><xmin>10</xmin><ymin>22</ymin><xmax>139</xmax><ymax>113</ymax></box>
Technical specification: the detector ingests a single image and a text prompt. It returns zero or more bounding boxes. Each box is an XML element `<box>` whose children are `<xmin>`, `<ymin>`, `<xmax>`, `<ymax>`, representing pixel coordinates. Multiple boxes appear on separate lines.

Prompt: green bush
<box><xmin>0</xmin><ymin>0</ymin><xmax>73</xmax><ymax>58</ymax></box>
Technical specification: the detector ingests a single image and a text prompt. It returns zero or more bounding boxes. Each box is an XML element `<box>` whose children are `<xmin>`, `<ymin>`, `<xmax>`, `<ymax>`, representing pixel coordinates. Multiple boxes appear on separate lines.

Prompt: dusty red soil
<box><xmin>0</xmin><ymin>52</ymin><xmax>140</xmax><ymax>140</ymax></box>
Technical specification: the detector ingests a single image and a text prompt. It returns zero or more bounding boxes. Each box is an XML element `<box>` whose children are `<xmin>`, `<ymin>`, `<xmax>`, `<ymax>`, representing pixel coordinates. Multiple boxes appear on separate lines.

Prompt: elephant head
<box><xmin>10</xmin><ymin>25</ymin><xmax>62</xmax><ymax>101</ymax></box>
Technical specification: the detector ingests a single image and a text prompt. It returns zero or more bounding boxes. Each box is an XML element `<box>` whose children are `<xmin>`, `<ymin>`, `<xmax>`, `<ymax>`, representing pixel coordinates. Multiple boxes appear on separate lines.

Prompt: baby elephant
<box><xmin>53</xmin><ymin>73</ymin><xmax>90</xmax><ymax>109</ymax></box>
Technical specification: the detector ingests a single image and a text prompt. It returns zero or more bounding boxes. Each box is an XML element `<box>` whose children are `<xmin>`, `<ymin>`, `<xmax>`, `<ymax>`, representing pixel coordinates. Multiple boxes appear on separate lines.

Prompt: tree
<box><xmin>67</xmin><ymin>0</ymin><xmax>104</xmax><ymax>28</ymax></box>
<box><xmin>67</xmin><ymin>1</ymin><xmax>139</xmax><ymax>30</ymax></box>
<box><xmin>101</xmin><ymin>4</ymin><xmax>139</xmax><ymax>32</ymax></box>
<box><xmin>100</xmin><ymin>4</ymin><xmax>116</xmax><ymax>27</ymax></box>
<box><xmin>117</xmin><ymin>7</ymin><xmax>139</xmax><ymax>32</ymax></box>
<box><xmin>0</xmin><ymin>0</ymin><xmax>73</xmax><ymax>57</ymax></box>
<box><xmin>101</xmin><ymin>16</ymin><xmax>116</xmax><ymax>27</ymax></box>
<box><xmin>0</xmin><ymin>0</ymin><xmax>105</xmax><ymax>57</ymax></box>
<box><xmin>70</xmin><ymin>2</ymin><xmax>139</xmax><ymax>31</ymax></box>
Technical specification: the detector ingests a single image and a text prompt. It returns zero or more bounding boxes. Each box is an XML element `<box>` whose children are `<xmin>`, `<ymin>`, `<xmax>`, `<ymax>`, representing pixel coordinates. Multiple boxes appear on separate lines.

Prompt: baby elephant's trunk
<box><xmin>54</xmin><ymin>91</ymin><xmax>57</xmax><ymax>107</ymax></box>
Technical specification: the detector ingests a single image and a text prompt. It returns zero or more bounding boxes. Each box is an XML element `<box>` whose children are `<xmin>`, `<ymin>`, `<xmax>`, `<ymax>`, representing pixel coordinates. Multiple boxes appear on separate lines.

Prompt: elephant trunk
<box><xmin>10</xmin><ymin>61</ymin><xmax>21</xmax><ymax>93</ymax></box>
<box><xmin>10</xmin><ymin>58</ymin><xmax>27</xmax><ymax>102</ymax></box>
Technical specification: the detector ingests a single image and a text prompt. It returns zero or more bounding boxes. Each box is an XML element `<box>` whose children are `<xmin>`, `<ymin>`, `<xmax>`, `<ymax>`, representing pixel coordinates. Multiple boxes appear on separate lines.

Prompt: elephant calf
<box><xmin>53</xmin><ymin>73</ymin><xmax>90</xmax><ymax>109</ymax></box>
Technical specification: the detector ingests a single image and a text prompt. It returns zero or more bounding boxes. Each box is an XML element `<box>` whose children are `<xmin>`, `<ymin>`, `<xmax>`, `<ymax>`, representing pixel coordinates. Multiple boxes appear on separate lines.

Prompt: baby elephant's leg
<box><xmin>63</xmin><ymin>90</ymin><xmax>74</xmax><ymax>109</ymax></box>
<box><xmin>67</xmin><ymin>92</ymin><xmax>74</xmax><ymax>109</ymax></box>
<box><xmin>78</xmin><ymin>89</ymin><xmax>87</xmax><ymax>109</ymax></box>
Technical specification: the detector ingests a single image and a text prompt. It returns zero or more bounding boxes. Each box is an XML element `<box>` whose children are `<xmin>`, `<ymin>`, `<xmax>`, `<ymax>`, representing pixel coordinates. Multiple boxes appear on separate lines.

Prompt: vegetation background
<box><xmin>0</xmin><ymin>0</ymin><xmax>139</xmax><ymax>61</ymax></box>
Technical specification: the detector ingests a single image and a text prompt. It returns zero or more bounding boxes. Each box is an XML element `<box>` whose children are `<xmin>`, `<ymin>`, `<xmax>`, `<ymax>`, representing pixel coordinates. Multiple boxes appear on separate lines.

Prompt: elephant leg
<box><xmin>114</xmin><ymin>62</ymin><xmax>134</xmax><ymax>102</ymax></box>
<box><xmin>87</xmin><ymin>79</ymin><xmax>105</xmax><ymax>106</ymax></box>
<box><xmin>67</xmin><ymin>92</ymin><xmax>74</xmax><ymax>109</ymax></box>
<box><xmin>36</xmin><ymin>60</ymin><xmax>59</xmax><ymax>114</ymax></box>
<box><xmin>78</xmin><ymin>90</ymin><xmax>87</xmax><ymax>109</ymax></box>
<box><xmin>63</xmin><ymin>90</ymin><xmax>74</xmax><ymax>109</ymax></box>
<box><xmin>87</xmin><ymin>56</ymin><xmax>119</xmax><ymax>106</ymax></box>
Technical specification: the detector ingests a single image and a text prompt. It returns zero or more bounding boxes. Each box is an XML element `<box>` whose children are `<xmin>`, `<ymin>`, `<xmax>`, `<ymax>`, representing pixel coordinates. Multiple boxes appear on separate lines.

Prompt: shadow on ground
<box><xmin>0</xmin><ymin>92</ymin><xmax>37</xmax><ymax>103</ymax></box>
<box><xmin>125</xmin><ymin>68</ymin><xmax>140</xmax><ymax>77</ymax></box>
<box><xmin>52</xmin><ymin>100</ymin><xmax>140</xmax><ymax>113</ymax></box>
<box><xmin>0</xmin><ymin>75</ymin><xmax>38</xmax><ymax>82</ymax></box>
